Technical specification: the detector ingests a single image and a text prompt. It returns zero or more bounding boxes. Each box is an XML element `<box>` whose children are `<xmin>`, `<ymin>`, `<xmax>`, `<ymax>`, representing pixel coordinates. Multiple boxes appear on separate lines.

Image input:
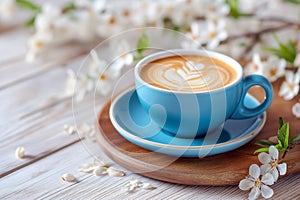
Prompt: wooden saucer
<box><xmin>96</xmin><ymin>80</ymin><xmax>300</xmax><ymax>186</ymax></box>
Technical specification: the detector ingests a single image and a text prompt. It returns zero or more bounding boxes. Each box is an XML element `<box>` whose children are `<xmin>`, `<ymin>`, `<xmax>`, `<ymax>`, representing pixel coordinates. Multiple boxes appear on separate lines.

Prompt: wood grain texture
<box><xmin>96</xmin><ymin>79</ymin><xmax>300</xmax><ymax>186</ymax></box>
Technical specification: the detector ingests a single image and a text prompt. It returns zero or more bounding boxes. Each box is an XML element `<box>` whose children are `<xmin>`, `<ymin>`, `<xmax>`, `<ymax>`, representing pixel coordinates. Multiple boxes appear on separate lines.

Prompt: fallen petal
<box><xmin>93</xmin><ymin>166</ymin><xmax>108</xmax><ymax>176</ymax></box>
<box><xmin>78</xmin><ymin>163</ymin><xmax>97</xmax><ymax>173</ymax></box>
<box><xmin>141</xmin><ymin>182</ymin><xmax>157</xmax><ymax>190</ymax></box>
<box><xmin>15</xmin><ymin>146</ymin><xmax>25</xmax><ymax>159</ymax></box>
<box><xmin>61</xmin><ymin>173</ymin><xmax>76</xmax><ymax>182</ymax></box>
<box><xmin>107</xmin><ymin>167</ymin><xmax>125</xmax><ymax>177</ymax></box>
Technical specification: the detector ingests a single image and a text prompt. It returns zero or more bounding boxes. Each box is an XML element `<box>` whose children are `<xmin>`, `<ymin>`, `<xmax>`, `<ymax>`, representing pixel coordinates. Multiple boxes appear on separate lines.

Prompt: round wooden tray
<box><xmin>96</xmin><ymin>80</ymin><xmax>300</xmax><ymax>186</ymax></box>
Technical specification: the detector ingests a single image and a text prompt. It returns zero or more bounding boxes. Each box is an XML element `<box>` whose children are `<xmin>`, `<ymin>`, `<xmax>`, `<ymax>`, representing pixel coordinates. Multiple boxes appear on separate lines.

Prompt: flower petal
<box><xmin>261</xmin><ymin>185</ymin><xmax>274</xmax><ymax>199</ymax></box>
<box><xmin>270</xmin><ymin>168</ymin><xmax>279</xmax><ymax>182</ymax></box>
<box><xmin>217</xmin><ymin>31</ymin><xmax>228</xmax><ymax>41</ymax></box>
<box><xmin>249</xmin><ymin>164</ymin><xmax>260</xmax><ymax>179</ymax></box>
<box><xmin>258</xmin><ymin>152</ymin><xmax>271</xmax><ymax>164</ymax></box>
<box><xmin>286</xmin><ymin>71</ymin><xmax>294</xmax><ymax>83</ymax></box>
<box><xmin>260</xmin><ymin>164</ymin><xmax>272</xmax><ymax>175</ymax></box>
<box><xmin>292</xmin><ymin>102</ymin><xmax>300</xmax><ymax>118</ymax></box>
<box><xmin>207</xmin><ymin>38</ymin><xmax>219</xmax><ymax>49</ymax></box>
<box><xmin>261</xmin><ymin>173</ymin><xmax>274</xmax><ymax>186</ymax></box>
<box><xmin>268</xmin><ymin>146</ymin><xmax>278</xmax><ymax>160</ymax></box>
<box><xmin>278</xmin><ymin>163</ymin><xmax>287</xmax><ymax>175</ymax></box>
<box><xmin>239</xmin><ymin>179</ymin><xmax>254</xmax><ymax>191</ymax></box>
<box><xmin>249</xmin><ymin>186</ymin><xmax>260</xmax><ymax>200</ymax></box>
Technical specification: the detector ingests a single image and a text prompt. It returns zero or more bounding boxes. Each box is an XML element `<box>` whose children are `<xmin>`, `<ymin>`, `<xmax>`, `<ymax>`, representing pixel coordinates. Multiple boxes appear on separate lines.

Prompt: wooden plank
<box><xmin>1</xmin><ymin>139</ymin><xmax>298</xmax><ymax>199</ymax></box>
<box><xmin>0</xmin><ymin>141</ymin><xmax>109</xmax><ymax>199</ymax></box>
<box><xmin>0</xmin><ymin>28</ymin><xmax>29</xmax><ymax>64</ymax></box>
<box><xmin>0</xmin><ymin>55</ymin><xmax>102</xmax><ymax>176</ymax></box>
<box><xmin>0</xmin><ymin>43</ymin><xmax>94</xmax><ymax>91</ymax></box>
<box><xmin>0</xmin><ymin>103</ymin><xmax>89</xmax><ymax>176</ymax></box>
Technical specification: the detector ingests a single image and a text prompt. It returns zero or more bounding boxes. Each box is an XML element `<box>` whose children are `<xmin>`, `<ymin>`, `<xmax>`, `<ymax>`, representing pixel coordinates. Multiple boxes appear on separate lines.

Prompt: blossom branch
<box><xmin>227</xmin><ymin>24</ymin><xmax>292</xmax><ymax>41</ymax></box>
<box><xmin>240</xmin><ymin>35</ymin><xmax>260</xmax><ymax>60</ymax></box>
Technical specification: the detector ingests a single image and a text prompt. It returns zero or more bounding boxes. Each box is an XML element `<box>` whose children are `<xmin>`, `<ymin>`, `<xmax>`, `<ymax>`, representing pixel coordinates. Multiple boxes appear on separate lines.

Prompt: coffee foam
<box><xmin>140</xmin><ymin>55</ymin><xmax>237</xmax><ymax>92</ymax></box>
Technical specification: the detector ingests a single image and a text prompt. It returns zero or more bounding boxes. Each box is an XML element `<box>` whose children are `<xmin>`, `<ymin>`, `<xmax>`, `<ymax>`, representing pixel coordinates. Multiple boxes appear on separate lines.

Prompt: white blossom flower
<box><xmin>182</xmin><ymin>21</ymin><xmax>204</xmax><ymax>49</ymax></box>
<box><xmin>206</xmin><ymin>0</ymin><xmax>230</xmax><ymax>19</ymax></box>
<box><xmin>279</xmin><ymin>69</ymin><xmax>300</xmax><ymax>100</ymax></box>
<box><xmin>75</xmin><ymin>50</ymin><xmax>112</xmax><ymax>101</ymax></box>
<box><xmin>109</xmin><ymin>40</ymin><xmax>134</xmax><ymax>77</ymax></box>
<box><xmin>244</xmin><ymin>53</ymin><xmax>264</xmax><ymax>76</ymax></box>
<box><xmin>203</xmin><ymin>18</ymin><xmax>228</xmax><ymax>49</ymax></box>
<box><xmin>292</xmin><ymin>101</ymin><xmax>300</xmax><ymax>118</ymax></box>
<box><xmin>168</xmin><ymin>1</ymin><xmax>194</xmax><ymax>26</ymax></box>
<box><xmin>74</xmin><ymin>75</ymin><xmax>94</xmax><ymax>102</ymax></box>
<box><xmin>96</xmin><ymin>11</ymin><xmax>128</xmax><ymax>37</ymax></box>
<box><xmin>262</xmin><ymin>56</ymin><xmax>286</xmax><ymax>82</ymax></box>
<box><xmin>27</xmin><ymin>3</ymin><xmax>99</xmax><ymax>61</ymax></box>
<box><xmin>0</xmin><ymin>0</ymin><xmax>16</xmax><ymax>22</ymax></box>
<box><xmin>258</xmin><ymin>146</ymin><xmax>287</xmax><ymax>182</ymax></box>
<box><xmin>239</xmin><ymin>164</ymin><xmax>274</xmax><ymax>200</ymax></box>
<box><xmin>244</xmin><ymin>54</ymin><xmax>286</xmax><ymax>82</ymax></box>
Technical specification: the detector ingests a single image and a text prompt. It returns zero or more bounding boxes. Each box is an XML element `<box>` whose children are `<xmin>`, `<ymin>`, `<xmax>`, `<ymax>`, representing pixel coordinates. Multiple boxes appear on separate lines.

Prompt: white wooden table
<box><xmin>1</xmin><ymin>1</ymin><xmax>300</xmax><ymax>199</ymax></box>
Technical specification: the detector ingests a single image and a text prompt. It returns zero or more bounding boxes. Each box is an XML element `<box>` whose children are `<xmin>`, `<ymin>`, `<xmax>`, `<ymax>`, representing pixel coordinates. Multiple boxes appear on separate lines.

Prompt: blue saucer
<box><xmin>109</xmin><ymin>88</ymin><xmax>266</xmax><ymax>157</ymax></box>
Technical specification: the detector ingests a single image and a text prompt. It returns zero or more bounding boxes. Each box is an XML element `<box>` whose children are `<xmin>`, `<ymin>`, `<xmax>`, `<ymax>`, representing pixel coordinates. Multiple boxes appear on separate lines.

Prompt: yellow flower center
<box><xmin>34</xmin><ymin>40</ymin><xmax>44</xmax><ymax>48</ymax></box>
<box><xmin>99</xmin><ymin>74</ymin><xmax>106</xmax><ymax>81</ymax></box>
<box><xmin>209</xmin><ymin>31</ymin><xmax>217</xmax><ymax>39</ymax></box>
<box><xmin>109</xmin><ymin>17</ymin><xmax>116</xmax><ymax>25</ymax></box>
<box><xmin>270</xmin><ymin>160</ymin><xmax>278</xmax><ymax>168</ymax></box>
<box><xmin>269</xmin><ymin>68</ymin><xmax>277</xmax><ymax>76</ymax></box>
<box><xmin>287</xmin><ymin>83</ymin><xmax>294</xmax><ymax>90</ymax></box>
<box><xmin>254</xmin><ymin>179</ymin><xmax>261</xmax><ymax>187</ymax></box>
<box><xmin>123</xmin><ymin>9</ymin><xmax>130</xmax><ymax>17</ymax></box>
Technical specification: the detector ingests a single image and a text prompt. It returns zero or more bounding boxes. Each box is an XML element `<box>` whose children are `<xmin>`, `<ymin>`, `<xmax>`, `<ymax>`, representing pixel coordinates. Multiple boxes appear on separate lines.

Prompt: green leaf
<box><xmin>62</xmin><ymin>2</ymin><xmax>77</xmax><ymax>14</ymax></box>
<box><xmin>254</xmin><ymin>147</ymin><xmax>269</xmax><ymax>154</ymax></box>
<box><xmin>275</xmin><ymin>143</ymin><xmax>284</xmax><ymax>151</ymax></box>
<box><xmin>278</xmin><ymin>123</ymin><xmax>290</xmax><ymax>150</ymax></box>
<box><xmin>286</xmin><ymin>40</ymin><xmax>297</xmax><ymax>61</ymax></box>
<box><xmin>136</xmin><ymin>32</ymin><xmax>150</xmax><ymax>55</ymax></box>
<box><xmin>225</xmin><ymin>0</ymin><xmax>251</xmax><ymax>19</ymax></box>
<box><xmin>263</xmin><ymin>36</ymin><xmax>297</xmax><ymax>63</ymax></box>
<box><xmin>290</xmin><ymin>134</ymin><xmax>300</xmax><ymax>143</ymax></box>
<box><xmin>263</xmin><ymin>47</ymin><xmax>294</xmax><ymax>63</ymax></box>
<box><xmin>16</xmin><ymin>0</ymin><xmax>41</xmax><ymax>13</ymax></box>
<box><xmin>255</xmin><ymin>140</ymin><xmax>276</xmax><ymax>147</ymax></box>
<box><xmin>25</xmin><ymin>15</ymin><xmax>36</xmax><ymax>27</ymax></box>
<box><xmin>284</xmin><ymin>0</ymin><xmax>300</xmax><ymax>4</ymax></box>
<box><xmin>278</xmin><ymin>117</ymin><xmax>284</xmax><ymax>129</ymax></box>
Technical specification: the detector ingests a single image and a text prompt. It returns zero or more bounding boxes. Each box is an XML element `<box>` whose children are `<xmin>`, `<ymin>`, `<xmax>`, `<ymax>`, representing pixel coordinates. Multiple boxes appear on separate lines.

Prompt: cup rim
<box><xmin>134</xmin><ymin>49</ymin><xmax>243</xmax><ymax>94</ymax></box>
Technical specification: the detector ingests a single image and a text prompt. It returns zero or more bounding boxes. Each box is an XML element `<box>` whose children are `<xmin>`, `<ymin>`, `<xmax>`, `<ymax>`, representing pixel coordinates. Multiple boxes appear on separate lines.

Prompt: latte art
<box><xmin>140</xmin><ymin>55</ymin><xmax>237</xmax><ymax>92</ymax></box>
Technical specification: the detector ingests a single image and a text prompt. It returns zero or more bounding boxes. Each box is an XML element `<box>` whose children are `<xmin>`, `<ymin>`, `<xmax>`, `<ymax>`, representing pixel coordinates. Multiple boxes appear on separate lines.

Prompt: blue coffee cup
<box><xmin>135</xmin><ymin>49</ymin><xmax>273</xmax><ymax>138</ymax></box>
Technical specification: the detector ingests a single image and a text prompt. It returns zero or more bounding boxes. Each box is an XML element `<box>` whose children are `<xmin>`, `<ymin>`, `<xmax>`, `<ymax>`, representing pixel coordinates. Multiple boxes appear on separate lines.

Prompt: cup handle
<box><xmin>230</xmin><ymin>74</ymin><xmax>273</xmax><ymax>119</ymax></box>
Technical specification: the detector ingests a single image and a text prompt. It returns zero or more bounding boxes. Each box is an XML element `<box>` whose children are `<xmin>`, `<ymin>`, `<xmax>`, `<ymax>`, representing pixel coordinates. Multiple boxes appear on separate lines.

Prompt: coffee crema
<box><xmin>140</xmin><ymin>55</ymin><xmax>238</xmax><ymax>92</ymax></box>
